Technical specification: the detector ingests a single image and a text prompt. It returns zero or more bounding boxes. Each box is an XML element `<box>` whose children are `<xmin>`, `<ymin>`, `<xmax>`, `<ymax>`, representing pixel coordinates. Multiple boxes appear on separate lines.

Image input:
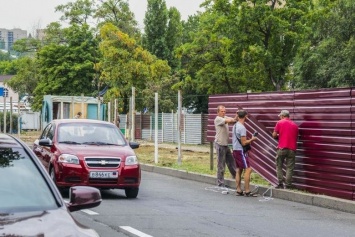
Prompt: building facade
<box><xmin>0</xmin><ymin>28</ymin><xmax>27</xmax><ymax>51</ymax></box>
<box><xmin>0</xmin><ymin>75</ymin><xmax>19</xmax><ymax>101</ymax></box>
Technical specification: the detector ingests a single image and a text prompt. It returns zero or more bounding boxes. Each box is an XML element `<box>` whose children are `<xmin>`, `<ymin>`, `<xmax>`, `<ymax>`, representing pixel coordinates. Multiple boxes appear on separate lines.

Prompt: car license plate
<box><xmin>89</xmin><ymin>171</ymin><xmax>118</xmax><ymax>179</ymax></box>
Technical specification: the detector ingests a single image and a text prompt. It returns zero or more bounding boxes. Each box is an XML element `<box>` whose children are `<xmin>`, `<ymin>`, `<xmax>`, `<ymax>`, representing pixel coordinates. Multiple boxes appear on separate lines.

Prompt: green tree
<box><xmin>0</xmin><ymin>61</ymin><xmax>16</xmax><ymax>75</ymax></box>
<box><xmin>5</xmin><ymin>57</ymin><xmax>38</xmax><ymax>97</ymax></box>
<box><xmin>95</xmin><ymin>0</ymin><xmax>141</xmax><ymax>39</ymax></box>
<box><xmin>175</xmin><ymin>0</ymin><xmax>240</xmax><ymax>113</ymax></box>
<box><xmin>12</xmin><ymin>38</ymin><xmax>42</xmax><ymax>54</ymax></box>
<box><xmin>32</xmin><ymin>24</ymin><xmax>98</xmax><ymax>111</ymax></box>
<box><xmin>294</xmin><ymin>0</ymin><xmax>355</xmax><ymax>88</ymax></box>
<box><xmin>98</xmin><ymin>23</ymin><xmax>173</xmax><ymax>113</ymax></box>
<box><xmin>232</xmin><ymin>0</ymin><xmax>309</xmax><ymax>91</ymax></box>
<box><xmin>165</xmin><ymin>7</ymin><xmax>183</xmax><ymax>71</ymax></box>
<box><xmin>0</xmin><ymin>51</ymin><xmax>12</xmax><ymax>61</ymax></box>
<box><xmin>55</xmin><ymin>0</ymin><xmax>95</xmax><ymax>25</ymax></box>
<box><xmin>143</xmin><ymin>0</ymin><xmax>169</xmax><ymax>59</ymax></box>
<box><xmin>181</xmin><ymin>15</ymin><xmax>200</xmax><ymax>45</ymax></box>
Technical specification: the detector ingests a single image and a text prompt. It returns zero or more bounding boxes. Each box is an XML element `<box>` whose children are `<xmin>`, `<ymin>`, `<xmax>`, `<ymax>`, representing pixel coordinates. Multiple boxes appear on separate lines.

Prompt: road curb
<box><xmin>141</xmin><ymin>164</ymin><xmax>355</xmax><ymax>214</ymax></box>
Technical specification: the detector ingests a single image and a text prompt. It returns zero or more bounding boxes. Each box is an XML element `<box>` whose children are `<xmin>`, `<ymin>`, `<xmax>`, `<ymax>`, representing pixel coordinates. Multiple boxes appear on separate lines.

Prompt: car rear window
<box><xmin>0</xmin><ymin>148</ymin><xmax>58</xmax><ymax>213</ymax></box>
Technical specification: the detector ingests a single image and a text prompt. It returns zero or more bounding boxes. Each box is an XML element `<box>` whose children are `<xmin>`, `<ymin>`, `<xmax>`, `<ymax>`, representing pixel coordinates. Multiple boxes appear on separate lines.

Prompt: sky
<box><xmin>0</xmin><ymin>0</ymin><xmax>205</xmax><ymax>34</ymax></box>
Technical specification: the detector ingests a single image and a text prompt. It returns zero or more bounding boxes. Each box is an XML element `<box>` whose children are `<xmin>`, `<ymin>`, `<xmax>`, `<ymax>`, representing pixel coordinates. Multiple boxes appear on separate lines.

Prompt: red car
<box><xmin>0</xmin><ymin>133</ymin><xmax>101</xmax><ymax>236</ymax></box>
<box><xmin>33</xmin><ymin>119</ymin><xmax>141</xmax><ymax>198</ymax></box>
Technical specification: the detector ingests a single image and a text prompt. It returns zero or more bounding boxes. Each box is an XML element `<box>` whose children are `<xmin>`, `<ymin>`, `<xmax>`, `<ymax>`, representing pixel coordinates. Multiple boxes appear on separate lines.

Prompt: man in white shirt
<box><xmin>214</xmin><ymin>105</ymin><xmax>237</xmax><ymax>187</ymax></box>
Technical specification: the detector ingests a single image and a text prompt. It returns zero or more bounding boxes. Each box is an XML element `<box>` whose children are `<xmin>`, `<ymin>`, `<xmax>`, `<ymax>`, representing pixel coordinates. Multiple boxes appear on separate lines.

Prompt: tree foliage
<box><xmin>55</xmin><ymin>0</ymin><xmax>96</xmax><ymax>25</ymax></box>
<box><xmin>143</xmin><ymin>0</ymin><xmax>169</xmax><ymax>59</ymax></box>
<box><xmin>31</xmin><ymin>24</ymin><xmax>98</xmax><ymax>110</ymax></box>
<box><xmin>95</xmin><ymin>0</ymin><xmax>141</xmax><ymax>39</ymax></box>
<box><xmin>3</xmin><ymin>0</ymin><xmax>355</xmax><ymax>115</ymax></box>
<box><xmin>0</xmin><ymin>51</ymin><xmax>12</xmax><ymax>61</ymax></box>
<box><xmin>165</xmin><ymin>7</ymin><xmax>183</xmax><ymax>71</ymax></box>
<box><xmin>98</xmin><ymin>23</ymin><xmax>173</xmax><ymax>113</ymax></box>
<box><xmin>0</xmin><ymin>61</ymin><xmax>16</xmax><ymax>75</ymax></box>
<box><xmin>5</xmin><ymin>57</ymin><xmax>38</xmax><ymax>96</ymax></box>
<box><xmin>294</xmin><ymin>0</ymin><xmax>355</xmax><ymax>88</ymax></box>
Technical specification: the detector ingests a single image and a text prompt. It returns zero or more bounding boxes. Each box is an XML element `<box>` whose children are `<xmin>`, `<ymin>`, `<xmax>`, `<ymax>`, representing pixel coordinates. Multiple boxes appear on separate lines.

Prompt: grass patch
<box><xmin>135</xmin><ymin>144</ymin><xmax>270</xmax><ymax>186</ymax></box>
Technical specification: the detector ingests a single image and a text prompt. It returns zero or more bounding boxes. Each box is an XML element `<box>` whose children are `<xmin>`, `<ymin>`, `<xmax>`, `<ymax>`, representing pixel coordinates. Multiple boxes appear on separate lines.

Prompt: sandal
<box><xmin>236</xmin><ymin>190</ymin><xmax>244</xmax><ymax>196</ymax></box>
<box><xmin>244</xmin><ymin>191</ymin><xmax>258</xmax><ymax>197</ymax></box>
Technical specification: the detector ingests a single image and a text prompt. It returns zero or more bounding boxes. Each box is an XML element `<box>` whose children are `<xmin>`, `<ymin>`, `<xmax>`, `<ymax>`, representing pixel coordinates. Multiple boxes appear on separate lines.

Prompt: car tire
<box><xmin>125</xmin><ymin>188</ymin><xmax>139</xmax><ymax>198</ymax></box>
<box><xmin>50</xmin><ymin>167</ymin><xmax>66</xmax><ymax>194</ymax></box>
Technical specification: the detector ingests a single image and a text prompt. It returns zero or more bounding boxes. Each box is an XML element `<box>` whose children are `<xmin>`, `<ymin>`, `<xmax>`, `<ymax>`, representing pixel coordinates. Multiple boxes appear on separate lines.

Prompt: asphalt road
<box><xmin>71</xmin><ymin>171</ymin><xmax>355</xmax><ymax>237</ymax></box>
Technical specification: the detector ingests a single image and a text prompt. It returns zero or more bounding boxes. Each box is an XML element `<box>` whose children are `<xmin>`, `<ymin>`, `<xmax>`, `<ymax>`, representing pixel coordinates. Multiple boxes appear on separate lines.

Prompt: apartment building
<box><xmin>0</xmin><ymin>75</ymin><xmax>19</xmax><ymax>101</ymax></box>
<box><xmin>0</xmin><ymin>28</ymin><xmax>27</xmax><ymax>51</ymax></box>
<box><xmin>35</xmin><ymin>29</ymin><xmax>46</xmax><ymax>41</ymax></box>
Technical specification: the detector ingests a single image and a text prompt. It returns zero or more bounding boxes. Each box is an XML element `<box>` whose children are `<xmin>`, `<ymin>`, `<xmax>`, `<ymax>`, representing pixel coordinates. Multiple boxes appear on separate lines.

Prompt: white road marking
<box><xmin>81</xmin><ymin>209</ymin><xmax>99</xmax><ymax>215</ymax></box>
<box><xmin>63</xmin><ymin>199</ymin><xmax>98</xmax><ymax>215</ymax></box>
<box><xmin>119</xmin><ymin>226</ymin><xmax>153</xmax><ymax>237</ymax></box>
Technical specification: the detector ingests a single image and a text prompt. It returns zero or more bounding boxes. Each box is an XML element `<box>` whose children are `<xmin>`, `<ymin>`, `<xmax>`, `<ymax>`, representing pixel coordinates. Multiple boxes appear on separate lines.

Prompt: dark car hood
<box><xmin>56</xmin><ymin>143</ymin><xmax>136</xmax><ymax>158</ymax></box>
<box><xmin>0</xmin><ymin>209</ymin><xmax>98</xmax><ymax>237</ymax></box>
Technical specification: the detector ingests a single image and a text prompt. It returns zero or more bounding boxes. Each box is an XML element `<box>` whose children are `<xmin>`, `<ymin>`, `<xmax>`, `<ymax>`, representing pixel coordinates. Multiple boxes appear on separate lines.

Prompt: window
<box><xmin>3</xmin><ymin>88</ymin><xmax>8</xmax><ymax>97</ymax></box>
<box><xmin>0</xmin><ymin>148</ymin><xmax>57</xmax><ymax>212</ymax></box>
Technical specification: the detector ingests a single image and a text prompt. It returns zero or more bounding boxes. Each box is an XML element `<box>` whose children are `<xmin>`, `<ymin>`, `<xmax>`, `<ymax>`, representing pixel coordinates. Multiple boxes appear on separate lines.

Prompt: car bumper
<box><xmin>55</xmin><ymin>163</ymin><xmax>141</xmax><ymax>189</ymax></box>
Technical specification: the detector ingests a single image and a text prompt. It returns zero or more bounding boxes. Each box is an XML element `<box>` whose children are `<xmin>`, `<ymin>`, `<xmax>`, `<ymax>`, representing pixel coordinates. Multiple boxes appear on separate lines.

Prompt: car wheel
<box><xmin>125</xmin><ymin>188</ymin><xmax>139</xmax><ymax>198</ymax></box>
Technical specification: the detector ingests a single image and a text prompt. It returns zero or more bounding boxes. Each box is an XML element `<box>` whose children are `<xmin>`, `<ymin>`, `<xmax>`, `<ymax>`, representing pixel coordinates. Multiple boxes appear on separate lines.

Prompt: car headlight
<box><xmin>125</xmin><ymin>156</ymin><xmax>138</xmax><ymax>166</ymax></box>
<box><xmin>58</xmin><ymin>154</ymin><xmax>79</xmax><ymax>165</ymax></box>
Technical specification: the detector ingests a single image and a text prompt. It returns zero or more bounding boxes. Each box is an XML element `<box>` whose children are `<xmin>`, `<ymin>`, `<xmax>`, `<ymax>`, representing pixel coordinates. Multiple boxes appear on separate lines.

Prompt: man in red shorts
<box><xmin>272</xmin><ymin>110</ymin><xmax>299</xmax><ymax>189</ymax></box>
<box><xmin>232</xmin><ymin>110</ymin><xmax>257</xmax><ymax>196</ymax></box>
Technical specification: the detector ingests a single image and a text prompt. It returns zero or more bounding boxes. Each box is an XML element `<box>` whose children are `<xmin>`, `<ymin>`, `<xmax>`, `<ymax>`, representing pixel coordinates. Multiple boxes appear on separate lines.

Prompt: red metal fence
<box><xmin>208</xmin><ymin>88</ymin><xmax>355</xmax><ymax>200</ymax></box>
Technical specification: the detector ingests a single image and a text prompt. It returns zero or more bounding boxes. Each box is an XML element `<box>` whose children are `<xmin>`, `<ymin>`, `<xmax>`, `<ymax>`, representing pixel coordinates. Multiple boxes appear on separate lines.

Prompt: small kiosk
<box><xmin>41</xmin><ymin>95</ymin><xmax>106</xmax><ymax>129</ymax></box>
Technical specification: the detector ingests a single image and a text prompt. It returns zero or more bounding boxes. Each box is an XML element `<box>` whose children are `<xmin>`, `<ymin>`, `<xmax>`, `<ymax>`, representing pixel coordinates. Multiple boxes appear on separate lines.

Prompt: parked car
<box><xmin>0</xmin><ymin>133</ymin><xmax>101</xmax><ymax>236</ymax></box>
<box><xmin>33</xmin><ymin>119</ymin><xmax>141</xmax><ymax>198</ymax></box>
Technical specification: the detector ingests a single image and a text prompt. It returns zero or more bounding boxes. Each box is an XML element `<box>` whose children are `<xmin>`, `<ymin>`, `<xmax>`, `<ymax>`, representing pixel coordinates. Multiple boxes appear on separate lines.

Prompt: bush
<box><xmin>0</xmin><ymin>112</ymin><xmax>19</xmax><ymax>133</ymax></box>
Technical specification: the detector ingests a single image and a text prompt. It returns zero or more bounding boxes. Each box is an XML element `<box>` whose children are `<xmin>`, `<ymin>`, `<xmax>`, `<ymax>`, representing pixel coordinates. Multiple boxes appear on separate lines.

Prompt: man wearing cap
<box><xmin>272</xmin><ymin>110</ymin><xmax>299</xmax><ymax>189</ymax></box>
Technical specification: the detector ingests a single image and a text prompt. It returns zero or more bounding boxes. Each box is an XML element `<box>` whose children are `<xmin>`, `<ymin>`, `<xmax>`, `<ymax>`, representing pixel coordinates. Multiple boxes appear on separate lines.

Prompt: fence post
<box><xmin>210</xmin><ymin>142</ymin><xmax>214</xmax><ymax>171</ymax></box>
<box><xmin>162</xmin><ymin>112</ymin><xmax>164</xmax><ymax>143</ymax></box>
<box><xmin>10</xmin><ymin>97</ymin><xmax>12</xmax><ymax>134</ymax></box>
<box><xmin>177</xmin><ymin>90</ymin><xmax>182</xmax><ymax>165</ymax></box>
<box><xmin>150</xmin><ymin>115</ymin><xmax>152</xmax><ymax>141</ymax></box>
<box><xmin>3</xmin><ymin>96</ymin><xmax>6</xmax><ymax>133</ymax></box>
<box><xmin>154</xmin><ymin>93</ymin><xmax>158</xmax><ymax>164</ymax></box>
<box><xmin>131</xmin><ymin>87</ymin><xmax>135</xmax><ymax>141</ymax></box>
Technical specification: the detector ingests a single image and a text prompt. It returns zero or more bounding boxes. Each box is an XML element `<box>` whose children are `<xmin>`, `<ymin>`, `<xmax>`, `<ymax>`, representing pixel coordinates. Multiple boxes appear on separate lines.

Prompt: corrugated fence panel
<box><xmin>162</xmin><ymin>113</ymin><xmax>177</xmax><ymax>143</ymax></box>
<box><xmin>183</xmin><ymin>114</ymin><xmax>203</xmax><ymax>144</ymax></box>
<box><xmin>142</xmin><ymin>129</ymin><xmax>163</xmax><ymax>143</ymax></box>
<box><xmin>141</xmin><ymin>114</ymin><xmax>163</xmax><ymax>143</ymax></box>
<box><xmin>136</xmin><ymin>113</ymin><xmax>206</xmax><ymax>145</ymax></box>
<box><xmin>208</xmin><ymin>88</ymin><xmax>355</xmax><ymax>200</ymax></box>
<box><xmin>202</xmin><ymin>114</ymin><xmax>209</xmax><ymax>144</ymax></box>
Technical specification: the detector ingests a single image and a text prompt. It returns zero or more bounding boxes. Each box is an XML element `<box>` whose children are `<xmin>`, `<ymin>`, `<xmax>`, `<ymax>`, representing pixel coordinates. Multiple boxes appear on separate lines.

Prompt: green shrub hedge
<box><xmin>0</xmin><ymin>112</ymin><xmax>19</xmax><ymax>133</ymax></box>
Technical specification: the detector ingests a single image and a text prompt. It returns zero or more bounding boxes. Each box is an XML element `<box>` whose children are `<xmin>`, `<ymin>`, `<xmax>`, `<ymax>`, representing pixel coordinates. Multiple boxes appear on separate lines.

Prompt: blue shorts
<box><xmin>232</xmin><ymin>150</ymin><xmax>250</xmax><ymax>169</ymax></box>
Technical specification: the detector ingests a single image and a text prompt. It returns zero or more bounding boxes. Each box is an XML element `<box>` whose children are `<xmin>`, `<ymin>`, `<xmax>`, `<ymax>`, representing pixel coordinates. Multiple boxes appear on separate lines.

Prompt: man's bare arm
<box><xmin>272</xmin><ymin>131</ymin><xmax>278</xmax><ymax>139</ymax></box>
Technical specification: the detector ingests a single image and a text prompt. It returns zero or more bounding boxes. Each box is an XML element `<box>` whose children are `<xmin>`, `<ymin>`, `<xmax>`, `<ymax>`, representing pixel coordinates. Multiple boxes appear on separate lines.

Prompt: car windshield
<box><xmin>58</xmin><ymin>123</ymin><xmax>126</xmax><ymax>146</ymax></box>
<box><xmin>0</xmin><ymin>148</ymin><xmax>58</xmax><ymax>213</ymax></box>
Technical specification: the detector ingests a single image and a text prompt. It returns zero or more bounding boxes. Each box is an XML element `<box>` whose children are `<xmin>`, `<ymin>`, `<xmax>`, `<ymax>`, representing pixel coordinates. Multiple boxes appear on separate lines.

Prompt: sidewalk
<box><xmin>138</xmin><ymin>141</ymin><xmax>355</xmax><ymax>215</ymax></box>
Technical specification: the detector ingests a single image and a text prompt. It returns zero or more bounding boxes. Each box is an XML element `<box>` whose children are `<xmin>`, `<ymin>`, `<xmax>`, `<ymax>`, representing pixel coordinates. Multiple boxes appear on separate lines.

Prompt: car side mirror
<box><xmin>67</xmin><ymin>186</ymin><xmax>102</xmax><ymax>212</ymax></box>
<box><xmin>129</xmin><ymin>141</ymin><xmax>140</xmax><ymax>149</ymax></box>
<box><xmin>38</xmin><ymin>138</ymin><xmax>53</xmax><ymax>147</ymax></box>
